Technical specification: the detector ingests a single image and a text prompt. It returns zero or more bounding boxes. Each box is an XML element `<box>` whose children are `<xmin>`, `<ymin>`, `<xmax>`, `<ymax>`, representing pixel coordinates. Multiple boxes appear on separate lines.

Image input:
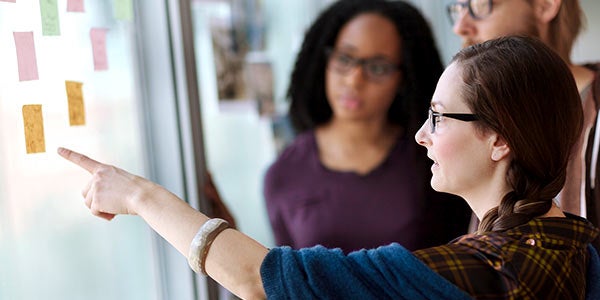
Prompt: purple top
<box><xmin>264</xmin><ymin>131</ymin><xmax>469</xmax><ymax>253</ymax></box>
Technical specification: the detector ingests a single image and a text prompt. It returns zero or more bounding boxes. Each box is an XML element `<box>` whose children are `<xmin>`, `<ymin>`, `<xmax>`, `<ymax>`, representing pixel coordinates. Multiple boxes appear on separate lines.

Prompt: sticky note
<box><xmin>65</xmin><ymin>81</ymin><xmax>85</xmax><ymax>126</ymax></box>
<box><xmin>114</xmin><ymin>0</ymin><xmax>133</xmax><ymax>21</ymax></box>
<box><xmin>0</xmin><ymin>0</ymin><xmax>17</xmax><ymax>3</ymax></box>
<box><xmin>23</xmin><ymin>105</ymin><xmax>46</xmax><ymax>154</ymax></box>
<box><xmin>13</xmin><ymin>32</ymin><xmax>40</xmax><ymax>81</ymax></box>
<box><xmin>90</xmin><ymin>28</ymin><xmax>108</xmax><ymax>71</ymax></box>
<box><xmin>39</xmin><ymin>0</ymin><xmax>61</xmax><ymax>36</ymax></box>
<box><xmin>67</xmin><ymin>0</ymin><xmax>84</xmax><ymax>12</ymax></box>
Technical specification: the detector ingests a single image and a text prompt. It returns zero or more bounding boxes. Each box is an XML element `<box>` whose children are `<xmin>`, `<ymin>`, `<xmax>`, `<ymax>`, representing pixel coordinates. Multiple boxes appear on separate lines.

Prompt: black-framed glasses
<box><xmin>325</xmin><ymin>48</ymin><xmax>402</xmax><ymax>82</ymax></box>
<box><xmin>428</xmin><ymin>107</ymin><xmax>479</xmax><ymax>134</ymax></box>
<box><xmin>446</xmin><ymin>0</ymin><xmax>493</xmax><ymax>25</ymax></box>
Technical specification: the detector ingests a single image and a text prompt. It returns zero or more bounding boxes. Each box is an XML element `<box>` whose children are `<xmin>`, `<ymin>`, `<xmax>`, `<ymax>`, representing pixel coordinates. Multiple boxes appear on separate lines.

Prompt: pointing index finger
<box><xmin>57</xmin><ymin>147</ymin><xmax>103</xmax><ymax>174</ymax></box>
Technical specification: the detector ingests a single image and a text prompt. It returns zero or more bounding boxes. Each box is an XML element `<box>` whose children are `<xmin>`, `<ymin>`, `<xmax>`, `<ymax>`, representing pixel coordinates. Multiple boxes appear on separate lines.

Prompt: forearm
<box><xmin>134</xmin><ymin>184</ymin><xmax>268</xmax><ymax>299</ymax></box>
<box><xmin>206</xmin><ymin>229</ymin><xmax>269</xmax><ymax>299</ymax></box>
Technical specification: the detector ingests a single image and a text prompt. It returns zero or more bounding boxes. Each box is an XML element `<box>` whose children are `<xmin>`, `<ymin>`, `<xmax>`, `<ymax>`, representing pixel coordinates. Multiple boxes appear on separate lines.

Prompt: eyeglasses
<box><xmin>325</xmin><ymin>48</ymin><xmax>402</xmax><ymax>82</ymax></box>
<box><xmin>446</xmin><ymin>0</ymin><xmax>493</xmax><ymax>25</ymax></box>
<box><xmin>428</xmin><ymin>107</ymin><xmax>479</xmax><ymax>134</ymax></box>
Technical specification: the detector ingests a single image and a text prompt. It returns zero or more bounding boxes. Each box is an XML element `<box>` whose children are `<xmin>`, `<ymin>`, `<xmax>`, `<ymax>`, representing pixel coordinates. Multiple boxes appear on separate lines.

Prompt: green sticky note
<box><xmin>114</xmin><ymin>0</ymin><xmax>133</xmax><ymax>21</ymax></box>
<box><xmin>39</xmin><ymin>0</ymin><xmax>60</xmax><ymax>36</ymax></box>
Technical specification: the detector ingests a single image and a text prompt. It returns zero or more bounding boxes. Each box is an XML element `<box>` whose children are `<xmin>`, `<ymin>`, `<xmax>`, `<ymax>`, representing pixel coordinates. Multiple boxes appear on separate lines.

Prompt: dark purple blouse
<box><xmin>264</xmin><ymin>131</ymin><xmax>470</xmax><ymax>253</ymax></box>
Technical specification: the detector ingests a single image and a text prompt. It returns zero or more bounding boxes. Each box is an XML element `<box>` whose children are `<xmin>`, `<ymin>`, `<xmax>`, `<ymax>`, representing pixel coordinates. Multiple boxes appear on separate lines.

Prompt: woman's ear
<box><xmin>490</xmin><ymin>134</ymin><xmax>511</xmax><ymax>162</ymax></box>
<box><xmin>534</xmin><ymin>0</ymin><xmax>561</xmax><ymax>23</ymax></box>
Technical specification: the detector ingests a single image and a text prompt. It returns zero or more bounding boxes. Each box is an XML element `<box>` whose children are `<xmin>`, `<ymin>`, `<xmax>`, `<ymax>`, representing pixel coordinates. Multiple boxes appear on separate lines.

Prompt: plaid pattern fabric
<box><xmin>413</xmin><ymin>214</ymin><xmax>599</xmax><ymax>299</ymax></box>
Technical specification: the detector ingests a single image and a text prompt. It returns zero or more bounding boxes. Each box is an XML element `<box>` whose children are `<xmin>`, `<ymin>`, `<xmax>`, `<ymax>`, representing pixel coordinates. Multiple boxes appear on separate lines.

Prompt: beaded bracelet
<box><xmin>188</xmin><ymin>218</ymin><xmax>230</xmax><ymax>275</ymax></box>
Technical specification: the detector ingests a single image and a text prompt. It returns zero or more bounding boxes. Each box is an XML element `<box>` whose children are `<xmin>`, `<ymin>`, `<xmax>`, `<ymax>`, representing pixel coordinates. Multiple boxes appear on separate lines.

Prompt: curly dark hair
<box><xmin>287</xmin><ymin>0</ymin><xmax>444</xmax><ymax>134</ymax></box>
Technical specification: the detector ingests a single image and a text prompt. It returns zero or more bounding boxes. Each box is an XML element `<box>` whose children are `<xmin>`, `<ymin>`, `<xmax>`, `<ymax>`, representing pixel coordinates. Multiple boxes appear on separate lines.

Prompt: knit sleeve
<box><xmin>260</xmin><ymin>244</ymin><xmax>471</xmax><ymax>300</ymax></box>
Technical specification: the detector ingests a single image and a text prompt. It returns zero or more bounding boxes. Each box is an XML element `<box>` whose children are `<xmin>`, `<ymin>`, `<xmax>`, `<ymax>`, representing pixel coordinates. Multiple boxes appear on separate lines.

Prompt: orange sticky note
<box><xmin>65</xmin><ymin>81</ymin><xmax>85</xmax><ymax>126</ymax></box>
<box><xmin>22</xmin><ymin>105</ymin><xmax>46</xmax><ymax>154</ymax></box>
<box><xmin>67</xmin><ymin>0</ymin><xmax>84</xmax><ymax>12</ymax></box>
<box><xmin>13</xmin><ymin>32</ymin><xmax>40</xmax><ymax>81</ymax></box>
<box><xmin>90</xmin><ymin>28</ymin><xmax>108</xmax><ymax>71</ymax></box>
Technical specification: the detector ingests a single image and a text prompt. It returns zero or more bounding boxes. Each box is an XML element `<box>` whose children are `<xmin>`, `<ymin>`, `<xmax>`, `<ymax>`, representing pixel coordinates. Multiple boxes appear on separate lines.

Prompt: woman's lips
<box><xmin>339</xmin><ymin>96</ymin><xmax>361</xmax><ymax>110</ymax></box>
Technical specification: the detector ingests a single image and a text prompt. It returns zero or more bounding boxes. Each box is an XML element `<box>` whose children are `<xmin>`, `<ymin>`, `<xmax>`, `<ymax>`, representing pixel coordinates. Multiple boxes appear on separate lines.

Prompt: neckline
<box><xmin>309</xmin><ymin>130</ymin><xmax>406</xmax><ymax>177</ymax></box>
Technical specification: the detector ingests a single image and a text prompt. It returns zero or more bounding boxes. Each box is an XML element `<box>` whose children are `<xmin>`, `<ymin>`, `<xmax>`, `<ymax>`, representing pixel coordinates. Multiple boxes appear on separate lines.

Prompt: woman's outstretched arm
<box><xmin>57</xmin><ymin>147</ymin><xmax>268</xmax><ymax>299</ymax></box>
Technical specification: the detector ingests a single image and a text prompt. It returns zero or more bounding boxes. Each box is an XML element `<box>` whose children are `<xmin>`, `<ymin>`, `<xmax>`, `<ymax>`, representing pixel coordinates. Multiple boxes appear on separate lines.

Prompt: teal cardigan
<box><xmin>260</xmin><ymin>243</ymin><xmax>600</xmax><ymax>299</ymax></box>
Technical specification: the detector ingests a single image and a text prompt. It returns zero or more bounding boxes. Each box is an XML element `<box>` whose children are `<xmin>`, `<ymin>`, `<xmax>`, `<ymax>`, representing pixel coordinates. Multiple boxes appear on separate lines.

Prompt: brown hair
<box><xmin>452</xmin><ymin>36</ymin><xmax>583</xmax><ymax>233</ymax></box>
<box><xmin>547</xmin><ymin>0</ymin><xmax>585</xmax><ymax>62</ymax></box>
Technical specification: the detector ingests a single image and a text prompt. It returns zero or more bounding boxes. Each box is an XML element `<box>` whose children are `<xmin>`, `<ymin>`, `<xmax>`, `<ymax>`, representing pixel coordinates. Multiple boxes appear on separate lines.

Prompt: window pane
<box><xmin>190</xmin><ymin>0</ymin><xmax>332</xmax><ymax>249</ymax></box>
<box><xmin>0</xmin><ymin>1</ymin><xmax>158</xmax><ymax>299</ymax></box>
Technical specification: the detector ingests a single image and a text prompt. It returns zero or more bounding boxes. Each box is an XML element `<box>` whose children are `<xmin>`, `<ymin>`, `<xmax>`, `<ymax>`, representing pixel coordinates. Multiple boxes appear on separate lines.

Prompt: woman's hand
<box><xmin>58</xmin><ymin>147</ymin><xmax>268</xmax><ymax>298</ymax></box>
<box><xmin>58</xmin><ymin>147</ymin><xmax>157</xmax><ymax>220</ymax></box>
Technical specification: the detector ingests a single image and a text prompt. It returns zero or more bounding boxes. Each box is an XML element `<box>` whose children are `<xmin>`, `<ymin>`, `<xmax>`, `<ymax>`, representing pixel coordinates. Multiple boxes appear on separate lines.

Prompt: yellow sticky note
<box><xmin>22</xmin><ymin>105</ymin><xmax>46</xmax><ymax>154</ymax></box>
<box><xmin>65</xmin><ymin>81</ymin><xmax>85</xmax><ymax>126</ymax></box>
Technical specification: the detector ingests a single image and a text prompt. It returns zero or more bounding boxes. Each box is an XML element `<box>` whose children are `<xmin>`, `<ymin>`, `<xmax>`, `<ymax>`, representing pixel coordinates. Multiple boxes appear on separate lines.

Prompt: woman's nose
<box><xmin>415</xmin><ymin>121</ymin><xmax>429</xmax><ymax>147</ymax></box>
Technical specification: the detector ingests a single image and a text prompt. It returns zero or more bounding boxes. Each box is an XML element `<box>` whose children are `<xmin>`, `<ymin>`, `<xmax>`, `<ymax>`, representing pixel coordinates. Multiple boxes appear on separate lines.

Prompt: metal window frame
<box><xmin>134</xmin><ymin>0</ymin><xmax>216</xmax><ymax>299</ymax></box>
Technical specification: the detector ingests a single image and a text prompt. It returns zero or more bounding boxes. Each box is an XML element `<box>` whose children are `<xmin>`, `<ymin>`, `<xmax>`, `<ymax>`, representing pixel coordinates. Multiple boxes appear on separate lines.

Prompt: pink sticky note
<box><xmin>67</xmin><ymin>0</ymin><xmax>84</xmax><ymax>12</ymax></box>
<box><xmin>13</xmin><ymin>32</ymin><xmax>40</xmax><ymax>81</ymax></box>
<box><xmin>90</xmin><ymin>28</ymin><xmax>108</xmax><ymax>71</ymax></box>
<box><xmin>0</xmin><ymin>0</ymin><xmax>17</xmax><ymax>3</ymax></box>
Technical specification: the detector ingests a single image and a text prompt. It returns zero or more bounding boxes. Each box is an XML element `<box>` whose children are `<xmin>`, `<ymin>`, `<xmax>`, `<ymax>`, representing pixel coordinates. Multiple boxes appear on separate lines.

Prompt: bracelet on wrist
<box><xmin>188</xmin><ymin>218</ymin><xmax>230</xmax><ymax>275</ymax></box>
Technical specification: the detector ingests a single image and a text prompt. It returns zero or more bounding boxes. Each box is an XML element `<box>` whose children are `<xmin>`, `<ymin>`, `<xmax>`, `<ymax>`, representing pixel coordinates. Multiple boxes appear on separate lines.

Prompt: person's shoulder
<box><xmin>271</xmin><ymin>131</ymin><xmax>316</xmax><ymax>167</ymax></box>
<box><xmin>436</xmin><ymin>232</ymin><xmax>511</xmax><ymax>259</ymax></box>
<box><xmin>264</xmin><ymin>131</ymin><xmax>317</xmax><ymax>186</ymax></box>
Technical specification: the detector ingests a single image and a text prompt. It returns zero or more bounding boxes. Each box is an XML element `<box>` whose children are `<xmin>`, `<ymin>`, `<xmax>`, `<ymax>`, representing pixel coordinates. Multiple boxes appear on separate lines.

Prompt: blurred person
<box><xmin>263</xmin><ymin>0</ymin><xmax>470</xmax><ymax>253</ymax></box>
<box><xmin>448</xmin><ymin>0</ymin><xmax>600</xmax><ymax>249</ymax></box>
<box><xmin>59</xmin><ymin>36</ymin><xmax>599</xmax><ymax>299</ymax></box>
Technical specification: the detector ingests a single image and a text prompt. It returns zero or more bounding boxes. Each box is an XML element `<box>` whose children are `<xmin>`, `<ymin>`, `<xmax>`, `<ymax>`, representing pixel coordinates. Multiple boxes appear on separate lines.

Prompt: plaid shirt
<box><xmin>413</xmin><ymin>214</ymin><xmax>599</xmax><ymax>299</ymax></box>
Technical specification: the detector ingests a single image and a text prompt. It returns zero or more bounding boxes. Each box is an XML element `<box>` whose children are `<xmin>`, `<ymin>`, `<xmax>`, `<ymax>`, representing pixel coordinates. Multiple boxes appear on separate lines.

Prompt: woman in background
<box><xmin>263</xmin><ymin>0</ymin><xmax>470</xmax><ymax>252</ymax></box>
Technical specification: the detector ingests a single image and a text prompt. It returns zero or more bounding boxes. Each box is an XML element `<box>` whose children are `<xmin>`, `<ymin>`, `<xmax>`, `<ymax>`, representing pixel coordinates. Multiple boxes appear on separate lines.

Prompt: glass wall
<box><xmin>1</xmin><ymin>0</ymin><xmax>598</xmax><ymax>299</ymax></box>
<box><xmin>189</xmin><ymin>0</ymin><xmax>462</xmax><ymax>252</ymax></box>
<box><xmin>190</xmin><ymin>0</ymin><xmax>333</xmax><ymax>249</ymax></box>
<box><xmin>0</xmin><ymin>1</ymin><xmax>158</xmax><ymax>299</ymax></box>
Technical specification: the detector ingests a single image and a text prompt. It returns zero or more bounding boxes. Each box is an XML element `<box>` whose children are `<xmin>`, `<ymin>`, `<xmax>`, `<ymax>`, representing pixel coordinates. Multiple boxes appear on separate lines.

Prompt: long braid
<box><xmin>479</xmin><ymin>161</ymin><xmax>558</xmax><ymax>233</ymax></box>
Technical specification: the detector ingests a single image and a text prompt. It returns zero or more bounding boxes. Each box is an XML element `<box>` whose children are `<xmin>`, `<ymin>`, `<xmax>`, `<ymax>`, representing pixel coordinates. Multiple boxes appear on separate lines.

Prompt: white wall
<box><xmin>573</xmin><ymin>0</ymin><xmax>600</xmax><ymax>64</ymax></box>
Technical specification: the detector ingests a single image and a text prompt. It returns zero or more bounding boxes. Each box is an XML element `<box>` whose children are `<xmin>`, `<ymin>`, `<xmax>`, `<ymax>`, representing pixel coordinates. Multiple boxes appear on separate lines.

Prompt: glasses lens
<box><xmin>446</xmin><ymin>2</ymin><xmax>464</xmax><ymax>25</ymax></box>
<box><xmin>429</xmin><ymin>109</ymin><xmax>435</xmax><ymax>133</ymax></box>
<box><xmin>329</xmin><ymin>52</ymin><xmax>354</xmax><ymax>73</ymax></box>
<box><xmin>365</xmin><ymin>61</ymin><xmax>394</xmax><ymax>80</ymax></box>
<box><xmin>470</xmin><ymin>0</ymin><xmax>492</xmax><ymax>19</ymax></box>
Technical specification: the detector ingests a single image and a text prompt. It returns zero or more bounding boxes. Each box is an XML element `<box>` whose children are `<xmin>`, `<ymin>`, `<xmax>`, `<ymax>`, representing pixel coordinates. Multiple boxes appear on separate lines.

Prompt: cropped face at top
<box><xmin>325</xmin><ymin>13</ymin><xmax>402</xmax><ymax>123</ymax></box>
<box><xmin>415</xmin><ymin>63</ymin><xmax>497</xmax><ymax>198</ymax></box>
<box><xmin>446</xmin><ymin>0</ymin><xmax>493</xmax><ymax>24</ymax></box>
<box><xmin>448</xmin><ymin>0</ymin><xmax>539</xmax><ymax>48</ymax></box>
